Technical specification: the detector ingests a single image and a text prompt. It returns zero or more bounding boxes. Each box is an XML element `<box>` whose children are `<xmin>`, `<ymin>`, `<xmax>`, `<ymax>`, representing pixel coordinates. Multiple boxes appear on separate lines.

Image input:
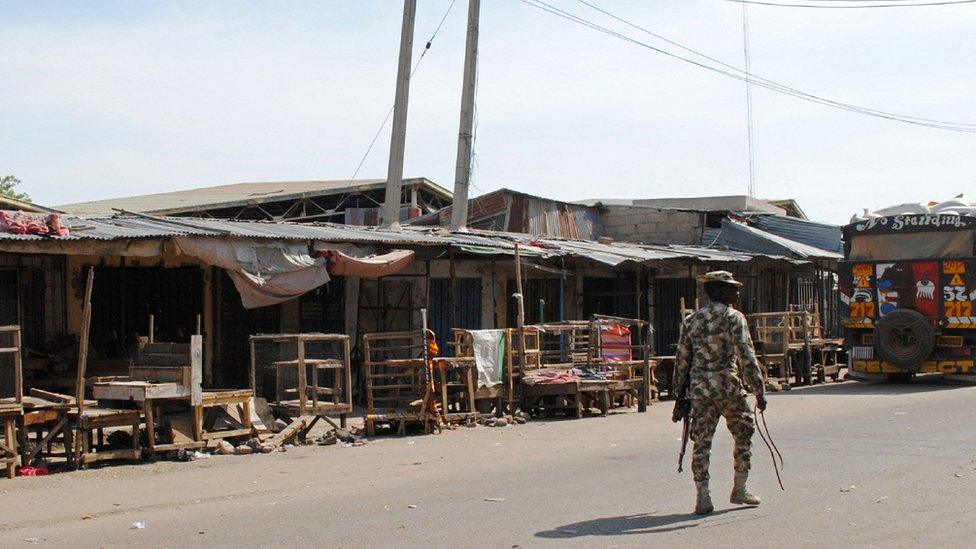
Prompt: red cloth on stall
<box><xmin>0</xmin><ymin>211</ymin><xmax>70</xmax><ymax>236</ymax></box>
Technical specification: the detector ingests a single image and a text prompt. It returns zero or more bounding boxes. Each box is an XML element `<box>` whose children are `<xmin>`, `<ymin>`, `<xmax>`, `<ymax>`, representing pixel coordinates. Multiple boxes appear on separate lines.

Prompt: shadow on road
<box><xmin>535</xmin><ymin>508</ymin><xmax>744</xmax><ymax>538</ymax></box>
<box><xmin>780</xmin><ymin>376</ymin><xmax>973</xmax><ymax>397</ymax></box>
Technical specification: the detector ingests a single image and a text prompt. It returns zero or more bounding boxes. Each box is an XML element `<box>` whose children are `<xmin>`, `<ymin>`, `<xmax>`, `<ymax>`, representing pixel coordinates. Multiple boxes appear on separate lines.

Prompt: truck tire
<box><xmin>874</xmin><ymin>309</ymin><xmax>934</xmax><ymax>369</ymax></box>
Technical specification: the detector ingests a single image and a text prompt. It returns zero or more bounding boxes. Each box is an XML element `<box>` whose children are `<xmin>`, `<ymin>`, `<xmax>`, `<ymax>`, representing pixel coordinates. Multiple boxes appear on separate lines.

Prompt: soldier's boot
<box><xmin>694</xmin><ymin>481</ymin><xmax>714</xmax><ymax>515</ymax></box>
<box><xmin>730</xmin><ymin>472</ymin><xmax>761</xmax><ymax>505</ymax></box>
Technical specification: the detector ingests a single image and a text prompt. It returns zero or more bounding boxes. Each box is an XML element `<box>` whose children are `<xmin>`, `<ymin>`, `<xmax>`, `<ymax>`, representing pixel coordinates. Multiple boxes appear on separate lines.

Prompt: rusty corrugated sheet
<box><xmin>0</xmin><ymin>211</ymin><xmax>807</xmax><ymax>268</ymax></box>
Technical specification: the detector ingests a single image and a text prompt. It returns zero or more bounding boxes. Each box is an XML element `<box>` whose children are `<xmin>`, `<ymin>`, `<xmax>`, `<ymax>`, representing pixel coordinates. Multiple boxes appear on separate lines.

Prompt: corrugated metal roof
<box><xmin>709</xmin><ymin>219</ymin><xmax>841</xmax><ymax>260</ymax></box>
<box><xmin>413</xmin><ymin>188</ymin><xmax>604</xmax><ymax>240</ymax></box>
<box><xmin>0</xmin><ymin>212</ymin><xmax>808</xmax><ymax>267</ymax></box>
<box><xmin>745</xmin><ymin>214</ymin><xmax>842</xmax><ymax>254</ymax></box>
<box><xmin>55</xmin><ymin>178</ymin><xmax>451</xmax><ymax>216</ymax></box>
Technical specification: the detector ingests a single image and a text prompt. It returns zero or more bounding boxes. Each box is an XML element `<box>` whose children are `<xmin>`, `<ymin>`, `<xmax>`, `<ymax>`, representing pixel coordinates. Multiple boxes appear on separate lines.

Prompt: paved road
<box><xmin>1</xmin><ymin>377</ymin><xmax>974</xmax><ymax>548</ymax></box>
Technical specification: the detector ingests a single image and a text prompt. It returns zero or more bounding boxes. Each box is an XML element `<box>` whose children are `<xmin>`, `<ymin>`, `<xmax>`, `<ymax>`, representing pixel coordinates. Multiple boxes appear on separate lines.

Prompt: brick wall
<box><xmin>600</xmin><ymin>206</ymin><xmax>703</xmax><ymax>245</ymax></box>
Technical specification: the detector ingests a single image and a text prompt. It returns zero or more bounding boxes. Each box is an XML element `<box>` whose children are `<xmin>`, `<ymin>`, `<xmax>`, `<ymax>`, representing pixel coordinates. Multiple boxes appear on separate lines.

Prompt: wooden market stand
<box><xmin>249</xmin><ymin>333</ymin><xmax>353</xmax><ymax>434</ymax></box>
<box><xmin>519</xmin><ymin>315</ymin><xmax>655</xmax><ymax>418</ymax></box>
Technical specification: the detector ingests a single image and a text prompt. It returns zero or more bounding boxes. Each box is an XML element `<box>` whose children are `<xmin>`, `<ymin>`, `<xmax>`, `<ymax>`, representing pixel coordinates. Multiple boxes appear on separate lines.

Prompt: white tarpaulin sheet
<box><xmin>174</xmin><ymin>236</ymin><xmax>329</xmax><ymax>309</ymax></box>
<box><xmin>469</xmin><ymin>329</ymin><xmax>506</xmax><ymax>388</ymax></box>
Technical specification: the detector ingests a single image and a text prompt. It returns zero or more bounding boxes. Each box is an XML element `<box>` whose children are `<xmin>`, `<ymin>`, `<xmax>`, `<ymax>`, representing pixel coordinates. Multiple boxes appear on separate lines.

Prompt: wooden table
<box><xmin>92</xmin><ymin>380</ymin><xmax>203</xmax><ymax>455</ymax></box>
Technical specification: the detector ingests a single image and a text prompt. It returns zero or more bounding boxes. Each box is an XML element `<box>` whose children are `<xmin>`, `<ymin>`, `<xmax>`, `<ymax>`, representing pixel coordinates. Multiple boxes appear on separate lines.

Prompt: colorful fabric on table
<box><xmin>522</xmin><ymin>370</ymin><xmax>579</xmax><ymax>386</ymax></box>
<box><xmin>600</xmin><ymin>323</ymin><xmax>632</xmax><ymax>362</ymax></box>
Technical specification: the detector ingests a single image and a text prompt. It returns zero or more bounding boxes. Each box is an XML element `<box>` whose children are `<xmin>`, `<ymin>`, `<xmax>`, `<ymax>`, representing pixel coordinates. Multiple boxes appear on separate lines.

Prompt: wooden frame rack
<box><xmin>250</xmin><ymin>333</ymin><xmax>353</xmax><ymax>434</ymax></box>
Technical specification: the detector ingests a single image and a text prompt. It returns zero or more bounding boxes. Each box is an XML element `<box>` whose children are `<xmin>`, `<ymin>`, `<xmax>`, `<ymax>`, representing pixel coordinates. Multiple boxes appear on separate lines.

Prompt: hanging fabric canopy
<box><xmin>174</xmin><ymin>236</ymin><xmax>329</xmax><ymax>309</ymax></box>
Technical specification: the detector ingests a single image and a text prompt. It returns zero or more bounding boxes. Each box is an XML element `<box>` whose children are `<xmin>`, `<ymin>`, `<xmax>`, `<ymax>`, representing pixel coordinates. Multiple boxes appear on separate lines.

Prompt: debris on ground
<box><xmin>131</xmin><ymin>521</ymin><xmax>146</xmax><ymax>529</ymax></box>
<box><xmin>215</xmin><ymin>440</ymin><xmax>235</xmax><ymax>455</ymax></box>
<box><xmin>335</xmin><ymin>428</ymin><xmax>356</xmax><ymax>443</ymax></box>
<box><xmin>484</xmin><ymin>497</ymin><xmax>506</xmax><ymax>502</ymax></box>
<box><xmin>253</xmin><ymin>398</ymin><xmax>279</xmax><ymax>433</ymax></box>
<box><xmin>317</xmin><ymin>431</ymin><xmax>338</xmax><ymax>446</ymax></box>
<box><xmin>17</xmin><ymin>466</ymin><xmax>49</xmax><ymax>476</ymax></box>
<box><xmin>245</xmin><ymin>437</ymin><xmax>273</xmax><ymax>454</ymax></box>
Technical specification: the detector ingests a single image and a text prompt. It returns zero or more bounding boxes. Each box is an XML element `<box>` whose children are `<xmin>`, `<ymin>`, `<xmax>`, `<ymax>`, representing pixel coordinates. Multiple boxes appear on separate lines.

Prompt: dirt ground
<box><xmin>1</xmin><ymin>377</ymin><xmax>975</xmax><ymax>548</ymax></box>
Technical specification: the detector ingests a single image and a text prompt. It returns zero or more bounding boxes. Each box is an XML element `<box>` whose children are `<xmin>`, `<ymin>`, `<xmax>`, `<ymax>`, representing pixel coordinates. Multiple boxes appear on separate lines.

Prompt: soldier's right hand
<box><xmin>756</xmin><ymin>394</ymin><xmax>768</xmax><ymax>412</ymax></box>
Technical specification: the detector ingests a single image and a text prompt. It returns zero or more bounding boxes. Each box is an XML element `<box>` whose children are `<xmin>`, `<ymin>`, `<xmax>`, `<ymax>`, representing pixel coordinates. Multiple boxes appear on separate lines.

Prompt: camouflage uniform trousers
<box><xmin>689</xmin><ymin>392</ymin><xmax>755</xmax><ymax>482</ymax></box>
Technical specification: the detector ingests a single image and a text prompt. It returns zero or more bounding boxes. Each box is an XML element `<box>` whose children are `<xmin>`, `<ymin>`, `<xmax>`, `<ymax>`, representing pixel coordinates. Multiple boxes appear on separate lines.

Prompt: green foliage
<box><xmin>0</xmin><ymin>175</ymin><xmax>30</xmax><ymax>202</ymax></box>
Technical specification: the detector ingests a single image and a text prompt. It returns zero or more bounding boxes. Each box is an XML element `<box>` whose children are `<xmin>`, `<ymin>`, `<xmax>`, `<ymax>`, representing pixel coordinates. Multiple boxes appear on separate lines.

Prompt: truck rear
<box><xmin>840</xmin><ymin>213</ymin><xmax>976</xmax><ymax>379</ymax></box>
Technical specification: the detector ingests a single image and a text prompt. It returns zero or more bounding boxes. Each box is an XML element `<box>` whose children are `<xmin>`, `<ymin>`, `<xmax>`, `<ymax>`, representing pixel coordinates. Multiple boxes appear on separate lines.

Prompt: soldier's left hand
<box><xmin>756</xmin><ymin>394</ymin><xmax>768</xmax><ymax>412</ymax></box>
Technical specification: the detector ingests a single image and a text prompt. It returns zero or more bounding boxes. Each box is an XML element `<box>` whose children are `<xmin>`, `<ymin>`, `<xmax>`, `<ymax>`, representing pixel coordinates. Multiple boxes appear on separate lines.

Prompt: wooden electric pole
<box><xmin>449</xmin><ymin>0</ymin><xmax>480</xmax><ymax>231</ymax></box>
<box><xmin>381</xmin><ymin>0</ymin><xmax>418</xmax><ymax>229</ymax></box>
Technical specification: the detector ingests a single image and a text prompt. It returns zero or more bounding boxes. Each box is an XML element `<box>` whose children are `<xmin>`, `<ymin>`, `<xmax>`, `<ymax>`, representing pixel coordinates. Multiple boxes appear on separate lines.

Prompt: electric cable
<box><xmin>344</xmin><ymin>0</ymin><xmax>459</xmax><ymax>196</ymax></box>
<box><xmin>724</xmin><ymin>0</ymin><xmax>976</xmax><ymax>9</ymax></box>
<box><xmin>520</xmin><ymin>0</ymin><xmax>976</xmax><ymax>132</ymax></box>
<box><xmin>574</xmin><ymin>0</ymin><xmax>974</xmax><ymax>128</ymax></box>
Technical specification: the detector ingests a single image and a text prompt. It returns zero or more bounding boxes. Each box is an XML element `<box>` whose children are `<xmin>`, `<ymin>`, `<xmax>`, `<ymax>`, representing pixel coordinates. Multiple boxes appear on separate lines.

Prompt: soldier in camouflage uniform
<box><xmin>673</xmin><ymin>271</ymin><xmax>767</xmax><ymax>515</ymax></box>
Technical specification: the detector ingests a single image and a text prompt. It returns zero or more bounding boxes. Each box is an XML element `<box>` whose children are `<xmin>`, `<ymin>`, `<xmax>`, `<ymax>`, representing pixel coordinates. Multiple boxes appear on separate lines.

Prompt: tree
<box><xmin>0</xmin><ymin>175</ymin><xmax>30</xmax><ymax>202</ymax></box>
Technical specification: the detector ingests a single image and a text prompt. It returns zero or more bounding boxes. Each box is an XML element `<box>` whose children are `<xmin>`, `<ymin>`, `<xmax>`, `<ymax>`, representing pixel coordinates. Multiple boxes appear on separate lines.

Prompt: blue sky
<box><xmin>1</xmin><ymin>0</ymin><xmax>974</xmax><ymax>224</ymax></box>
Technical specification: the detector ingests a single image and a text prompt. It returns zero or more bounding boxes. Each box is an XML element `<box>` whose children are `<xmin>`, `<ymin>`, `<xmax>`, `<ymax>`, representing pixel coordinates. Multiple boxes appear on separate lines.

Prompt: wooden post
<box><xmin>343</xmin><ymin>336</ymin><xmax>353</xmax><ymax>409</ymax></box>
<box><xmin>513</xmin><ymin>243</ymin><xmax>526</xmax><ymax>415</ymax></box>
<box><xmin>73</xmin><ymin>268</ymin><xmax>95</xmax><ymax>465</ymax></box>
<box><xmin>75</xmin><ymin>268</ymin><xmax>94</xmax><ymax>416</ymax></box>
<box><xmin>801</xmin><ymin>311</ymin><xmax>813</xmax><ymax>386</ymax></box>
<box><xmin>148</xmin><ymin>314</ymin><xmax>154</xmax><ymax>344</ymax></box>
<box><xmin>296</xmin><ymin>337</ymin><xmax>307</xmax><ymax>415</ymax></box>
<box><xmin>310</xmin><ymin>337</ymin><xmax>319</xmax><ymax>412</ymax></box>
<box><xmin>249</xmin><ymin>337</ymin><xmax>257</xmax><ymax>395</ymax></box>
<box><xmin>190</xmin><ymin>335</ymin><xmax>203</xmax><ymax>407</ymax></box>
<box><xmin>12</xmin><ymin>327</ymin><xmax>23</xmax><ymax>404</ymax></box>
<box><xmin>640</xmin><ymin>322</ymin><xmax>652</xmax><ymax>412</ymax></box>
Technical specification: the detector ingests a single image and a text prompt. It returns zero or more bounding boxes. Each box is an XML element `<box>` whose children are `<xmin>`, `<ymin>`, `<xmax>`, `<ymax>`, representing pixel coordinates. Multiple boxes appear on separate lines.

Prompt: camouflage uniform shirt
<box><xmin>673</xmin><ymin>301</ymin><xmax>765</xmax><ymax>400</ymax></box>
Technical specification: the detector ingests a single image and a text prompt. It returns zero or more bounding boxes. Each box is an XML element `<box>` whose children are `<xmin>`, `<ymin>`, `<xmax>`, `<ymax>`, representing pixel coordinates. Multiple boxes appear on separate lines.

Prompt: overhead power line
<box><xmin>723</xmin><ymin>0</ymin><xmax>976</xmax><ymax>8</ymax></box>
<box><xmin>519</xmin><ymin>0</ymin><xmax>976</xmax><ymax>132</ymax></box>
<box><xmin>574</xmin><ymin>0</ymin><xmax>973</xmax><ymax>129</ymax></box>
<box><xmin>742</xmin><ymin>1</ymin><xmax>757</xmax><ymax>197</ymax></box>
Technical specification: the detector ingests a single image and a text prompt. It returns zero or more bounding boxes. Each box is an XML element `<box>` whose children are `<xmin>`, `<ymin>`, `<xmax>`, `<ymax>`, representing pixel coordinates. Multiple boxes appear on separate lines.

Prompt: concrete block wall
<box><xmin>600</xmin><ymin>205</ymin><xmax>703</xmax><ymax>245</ymax></box>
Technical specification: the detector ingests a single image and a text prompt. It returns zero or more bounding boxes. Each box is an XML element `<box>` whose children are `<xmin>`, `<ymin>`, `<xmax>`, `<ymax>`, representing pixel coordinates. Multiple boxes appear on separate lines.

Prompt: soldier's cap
<box><xmin>697</xmin><ymin>270</ymin><xmax>743</xmax><ymax>287</ymax></box>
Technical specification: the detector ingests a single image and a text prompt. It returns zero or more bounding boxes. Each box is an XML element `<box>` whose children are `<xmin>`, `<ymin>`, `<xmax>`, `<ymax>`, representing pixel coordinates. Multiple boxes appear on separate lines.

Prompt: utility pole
<box><xmin>449</xmin><ymin>0</ymin><xmax>481</xmax><ymax>231</ymax></box>
<box><xmin>381</xmin><ymin>0</ymin><xmax>418</xmax><ymax>229</ymax></box>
